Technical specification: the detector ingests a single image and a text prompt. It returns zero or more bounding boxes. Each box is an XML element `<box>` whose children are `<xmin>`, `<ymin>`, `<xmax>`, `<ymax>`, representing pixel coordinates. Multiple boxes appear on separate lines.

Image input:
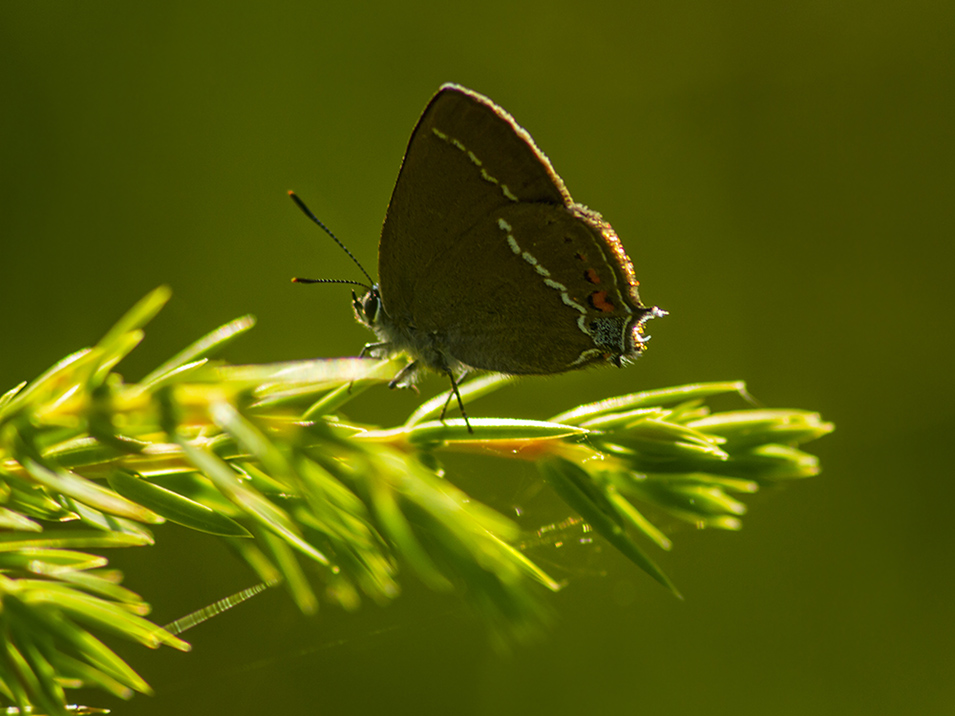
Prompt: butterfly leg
<box><xmin>347</xmin><ymin>342</ymin><xmax>394</xmax><ymax>395</ymax></box>
<box><xmin>359</xmin><ymin>341</ymin><xmax>390</xmax><ymax>359</ymax></box>
<box><xmin>388</xmin><ymin>360</ymin><xmax>421</xmax><ymax>393</ymax></box>
<box><xmin>439</xmin><ymin>370</ymin><xmax>473</xmax><ymax>434</ymax></box>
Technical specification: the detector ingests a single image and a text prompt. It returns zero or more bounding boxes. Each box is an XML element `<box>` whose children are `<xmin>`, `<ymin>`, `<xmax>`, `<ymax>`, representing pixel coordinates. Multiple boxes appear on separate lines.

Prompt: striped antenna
<box><xmin>288</xmin><ymin>191</ymin><xmax>375</xmax><ymax>288</ymax></box>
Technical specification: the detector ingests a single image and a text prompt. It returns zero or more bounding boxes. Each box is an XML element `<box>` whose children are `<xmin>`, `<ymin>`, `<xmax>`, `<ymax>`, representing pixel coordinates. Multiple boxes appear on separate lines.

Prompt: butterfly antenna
<box><xmin>291</xmin><ymin>277</ymin><xmax>372</xmax><ymax>289</ymax></box>
<box><xmin>288</xmin><ymin>191</ymin><xmax>376</xmax><ymax>286</ymax></box>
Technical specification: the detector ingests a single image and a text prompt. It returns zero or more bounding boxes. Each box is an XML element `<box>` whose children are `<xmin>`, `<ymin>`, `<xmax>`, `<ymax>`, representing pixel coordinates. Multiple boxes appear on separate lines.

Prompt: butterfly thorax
<box><xmin>354</xmin><ymin>285</ymin><xmax>469</xmax><ymax>385</ymax></box>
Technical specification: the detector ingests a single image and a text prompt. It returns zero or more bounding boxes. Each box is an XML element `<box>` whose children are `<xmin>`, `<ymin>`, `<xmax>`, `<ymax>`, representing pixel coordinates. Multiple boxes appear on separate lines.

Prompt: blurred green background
<box><xmin>1</xmin><ymin>2</ymin><xmax>952</xmax><ymax>714</ymax></box>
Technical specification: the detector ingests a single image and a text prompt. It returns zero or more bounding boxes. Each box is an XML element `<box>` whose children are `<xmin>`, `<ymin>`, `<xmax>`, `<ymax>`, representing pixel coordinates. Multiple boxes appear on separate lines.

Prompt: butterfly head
<box><xmin>352</xmin><ymin>286</ymin><xmax>382</xmax><ymax>329</ymax></box>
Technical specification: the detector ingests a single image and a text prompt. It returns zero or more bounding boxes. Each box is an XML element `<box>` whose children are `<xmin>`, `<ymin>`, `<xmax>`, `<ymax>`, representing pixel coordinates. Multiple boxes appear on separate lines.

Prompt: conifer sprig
<box><xmin>0</xmin><ymin>288</ymin><xmax>833</xmax><ymax>713</ymax></box>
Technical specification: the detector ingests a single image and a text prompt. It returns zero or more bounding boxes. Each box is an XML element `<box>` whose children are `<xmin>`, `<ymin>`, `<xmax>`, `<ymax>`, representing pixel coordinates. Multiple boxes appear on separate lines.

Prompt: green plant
<box><xmin>0</xmin><ymin>287</ymin><xmax>833</xmax><ymax>714</ymax></box>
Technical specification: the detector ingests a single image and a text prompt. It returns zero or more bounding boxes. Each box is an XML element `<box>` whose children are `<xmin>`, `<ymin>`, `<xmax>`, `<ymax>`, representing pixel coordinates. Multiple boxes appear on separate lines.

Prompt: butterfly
<box><xmin>293</xmin><ymin>84</ymin><xmax>664</xmax><ymax>430</ymax></box>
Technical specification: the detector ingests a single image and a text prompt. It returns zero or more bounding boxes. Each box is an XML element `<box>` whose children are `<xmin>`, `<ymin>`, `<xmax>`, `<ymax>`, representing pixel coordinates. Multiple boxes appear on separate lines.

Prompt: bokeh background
<box><xmin>2</xmin><ymin>2</ymin><xmax>952</xmax><ymax>714</ymax></box>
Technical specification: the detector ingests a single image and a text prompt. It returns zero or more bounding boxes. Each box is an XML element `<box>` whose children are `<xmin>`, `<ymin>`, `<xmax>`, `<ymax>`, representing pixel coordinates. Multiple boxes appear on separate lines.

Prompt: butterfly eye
<box><xmin>361</xmin><ymin>290</ymin><xmax>381</xmax><ymax>325</ymax></box>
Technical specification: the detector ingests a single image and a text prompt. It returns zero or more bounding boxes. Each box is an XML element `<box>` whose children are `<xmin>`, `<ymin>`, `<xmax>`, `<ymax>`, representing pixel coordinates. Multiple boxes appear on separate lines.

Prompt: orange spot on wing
<box><xmin>588</xmin><ymin>290</ymin><xmax>615</xmax><ymax>313</ymax></box>
<box><xmin>584</xmin><ymin>268</ymin><xmax>601</xmax><ymax>284</ymax></box>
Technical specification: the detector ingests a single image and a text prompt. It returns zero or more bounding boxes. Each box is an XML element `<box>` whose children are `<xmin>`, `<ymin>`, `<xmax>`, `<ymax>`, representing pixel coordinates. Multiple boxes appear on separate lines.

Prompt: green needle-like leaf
<box><xmin>140</xmin><ymin>315</ymin><xmax>257</xmax><ymax>389</ymax></box>
<box><xmin>538</xmin><ymin>457</ymin><xmax>682</xmax><ymax>598</ymax></box>
<box><xmin>107</xmin><ymin>470</ymin><xmax>251</xmax><ymax>537</ymax></box>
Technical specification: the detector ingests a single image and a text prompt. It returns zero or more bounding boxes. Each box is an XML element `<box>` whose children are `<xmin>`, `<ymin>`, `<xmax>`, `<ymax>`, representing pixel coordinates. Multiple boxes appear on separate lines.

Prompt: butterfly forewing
<box><xmin>378</xmin><ymin>84</ymin><xmax>570</xmax><ymax>321</ymax></box>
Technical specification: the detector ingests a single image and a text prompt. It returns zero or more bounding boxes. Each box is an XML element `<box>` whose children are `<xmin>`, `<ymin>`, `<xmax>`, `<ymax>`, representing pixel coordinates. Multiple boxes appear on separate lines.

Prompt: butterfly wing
<box><xmin>377</xmin><ymin>84</ymin><xmax>649</xmax><ymax>375</ymax></box>
<box><xmin>378</xmin><ymin>84</ymin><xmax>569</xmax><ymax>322</ymax></box>
<box><xmin>412</xmin><ymin>201</ymin><xmax>650</xmax><ymax>373</ymax></box>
